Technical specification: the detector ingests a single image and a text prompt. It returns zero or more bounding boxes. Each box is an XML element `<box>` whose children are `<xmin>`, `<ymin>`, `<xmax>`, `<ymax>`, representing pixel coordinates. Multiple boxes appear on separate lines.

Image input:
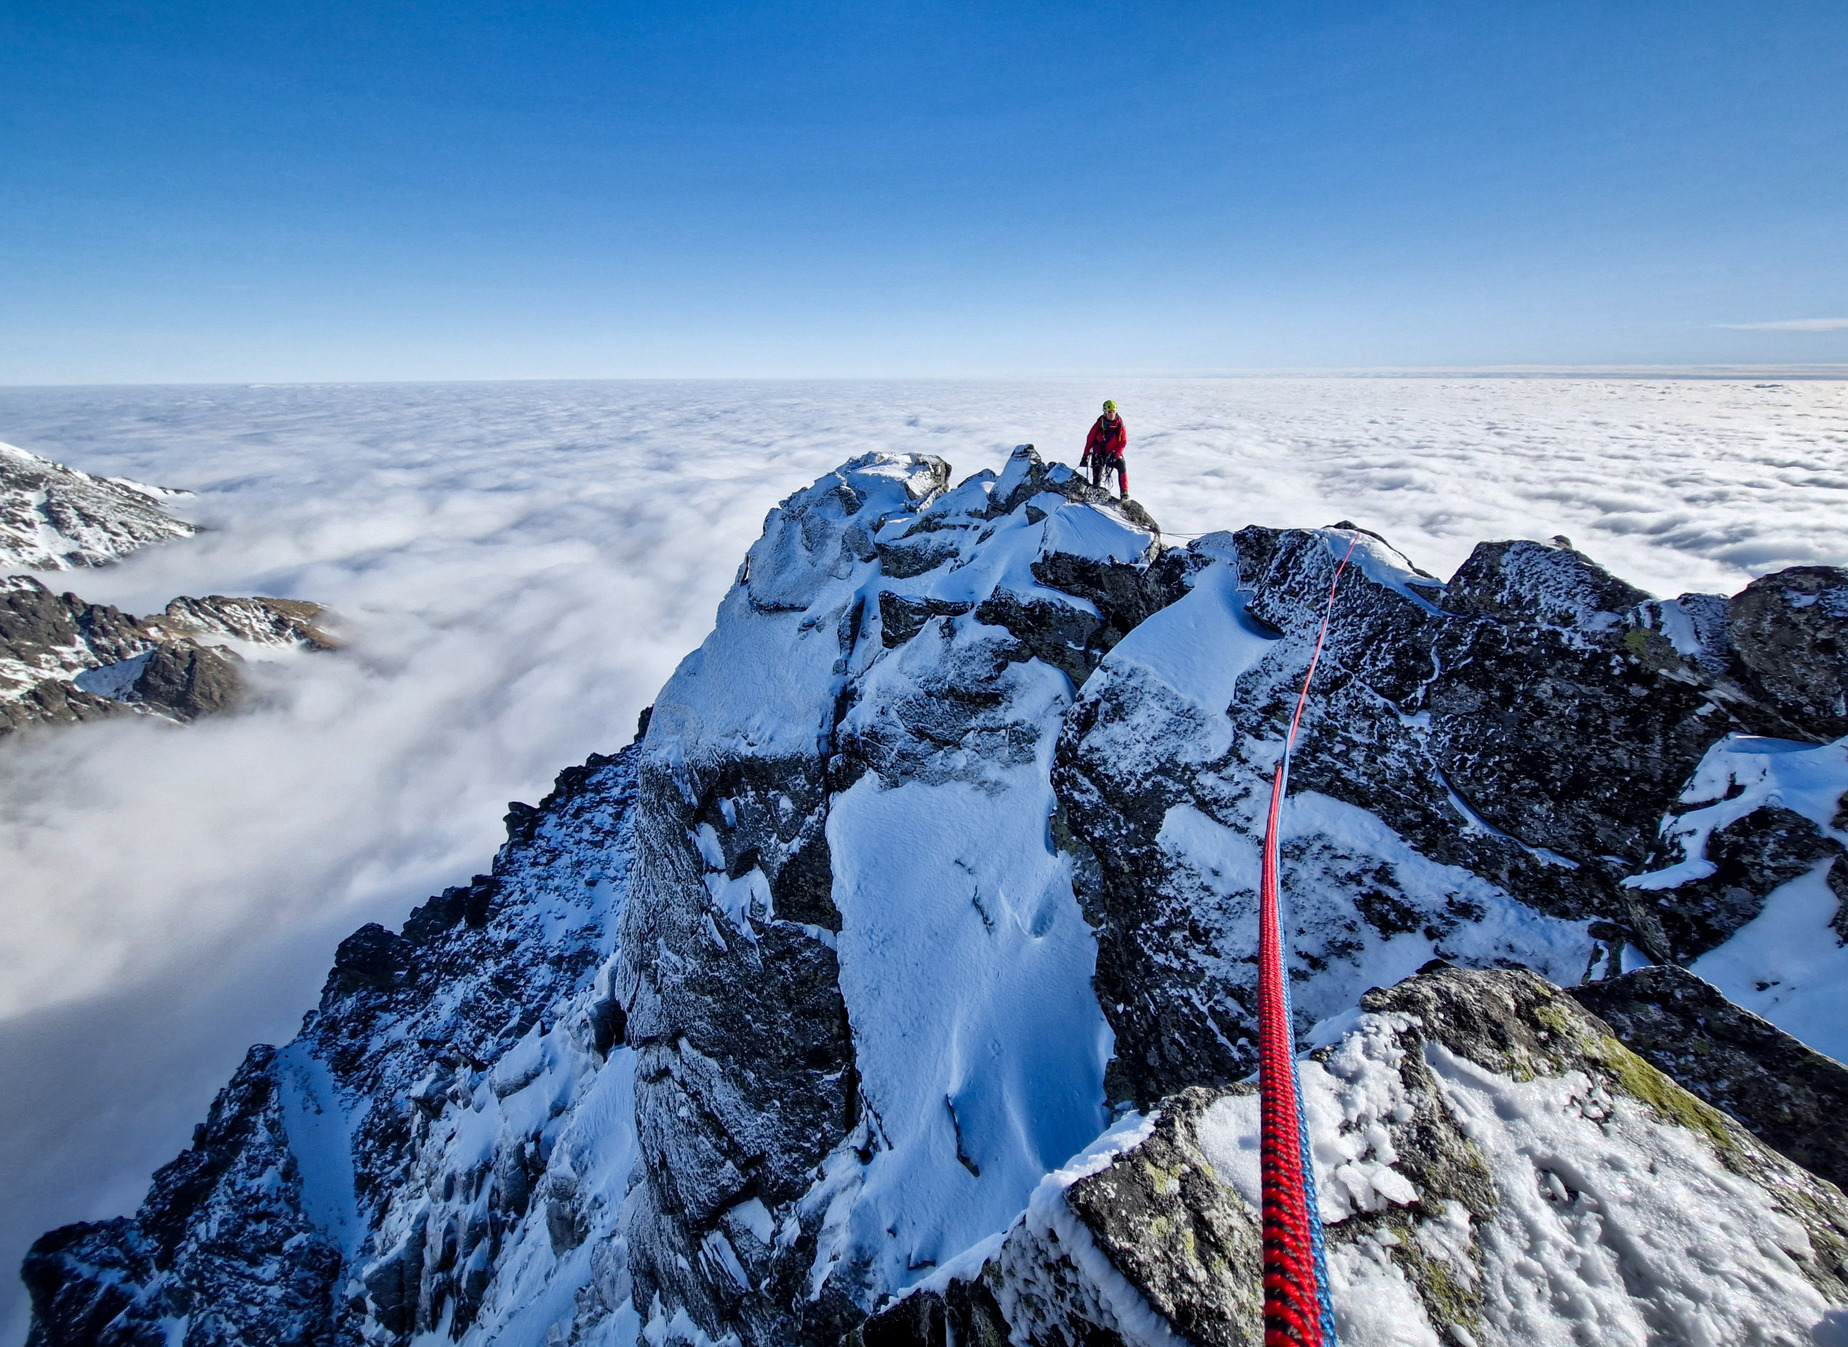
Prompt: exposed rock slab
<box><xmin>1728</xmin><ymin>566</ymin><xmax>1848</xmax><ymax>738</ymax></box>
<box><xmin>1570</xmin><ymin>964</ymin><xmax>1848</xmax><ymax>1192</ymax></box>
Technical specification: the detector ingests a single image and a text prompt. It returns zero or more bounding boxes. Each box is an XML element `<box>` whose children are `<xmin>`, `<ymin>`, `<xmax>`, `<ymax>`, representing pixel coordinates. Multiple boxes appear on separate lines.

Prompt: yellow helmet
<box><xmin>1102</xmin><ymin>399</ymin><xmax>1117</xmax><ymax>413</ymax></box>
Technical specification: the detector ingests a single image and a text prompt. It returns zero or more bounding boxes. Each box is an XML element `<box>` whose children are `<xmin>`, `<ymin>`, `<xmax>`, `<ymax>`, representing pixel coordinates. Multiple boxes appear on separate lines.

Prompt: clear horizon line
<box><xmin>4</xmin><ymin>363</ymin><xmax>1848</xmax><ymax>391</ymax></box>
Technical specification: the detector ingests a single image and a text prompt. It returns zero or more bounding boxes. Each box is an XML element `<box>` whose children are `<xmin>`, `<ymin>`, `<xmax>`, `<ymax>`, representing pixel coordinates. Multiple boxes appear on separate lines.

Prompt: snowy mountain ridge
<box><xmin>0</xmin><ymin>441</ymin><xmax>336</xmax><ymax>739</ymax></box>
<box><xmin>0</xmin><ymin>441</ymin><xmax>195</xmax><ymax>571</ymax></box>
<box><xmin>23</xmin><ymin>447</ymin><xmax>1848</xmax><ymax>1347</ymax></box>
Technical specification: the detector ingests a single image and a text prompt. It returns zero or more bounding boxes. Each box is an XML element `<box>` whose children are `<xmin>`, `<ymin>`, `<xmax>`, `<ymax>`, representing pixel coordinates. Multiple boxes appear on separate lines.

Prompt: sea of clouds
<box><xmin>0</xmin><ymin>376</ymin><xmax>1844</xmax><ymax>1334</ymax></box>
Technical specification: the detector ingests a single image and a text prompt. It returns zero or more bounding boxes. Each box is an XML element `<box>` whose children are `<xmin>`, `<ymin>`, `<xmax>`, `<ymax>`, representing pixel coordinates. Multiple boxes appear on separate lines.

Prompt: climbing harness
<box><xmin>1256</xmin><ymin>530</ymin><xmax>1357</xmax><ymax>1347</ymax></box>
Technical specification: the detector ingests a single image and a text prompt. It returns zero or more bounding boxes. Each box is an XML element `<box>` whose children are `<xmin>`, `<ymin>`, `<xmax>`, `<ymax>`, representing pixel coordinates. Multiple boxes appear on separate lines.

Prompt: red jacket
<box><xmin>1083</xmin><ymin>414</ymin><xmax>1127</xmax><ymax>463</ymax></box>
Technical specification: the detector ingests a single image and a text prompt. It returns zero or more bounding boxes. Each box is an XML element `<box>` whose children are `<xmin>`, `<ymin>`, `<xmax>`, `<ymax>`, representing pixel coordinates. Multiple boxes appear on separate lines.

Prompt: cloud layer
<box><xmin>0</xmin><ymin>377</ymin><xmax>1844</xmax><ymax>1335</ymax></box>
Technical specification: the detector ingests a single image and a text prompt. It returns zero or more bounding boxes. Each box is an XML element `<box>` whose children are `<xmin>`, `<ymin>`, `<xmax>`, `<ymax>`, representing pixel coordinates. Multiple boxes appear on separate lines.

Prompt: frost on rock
<box><xmin>1058</xmin><ymin>524</ymin><xmax>1848</xmax><ymax>1110</ymax></box>
<box><xmin>24</xmin><ymin>449</ymin><xmax>1848</xmax><ymax>1347</ymax></box>
<box><xmin>1570</xmin><ymin>964</ymin><xmax>1848</xmax><ymax>1194</ymax></box>
<box><xmin>25</xmin><ymin>741</ymin><xmax>645</xmax><ymax>1346</ymax></box>
<box><xmin>0</xmin><ymin>439</ymin><xmax>195</xmax><ymax>570</ymax></box>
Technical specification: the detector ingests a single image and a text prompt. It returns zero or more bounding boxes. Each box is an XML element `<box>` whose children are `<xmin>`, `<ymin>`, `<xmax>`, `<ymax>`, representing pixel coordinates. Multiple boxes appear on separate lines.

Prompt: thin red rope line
<box><xmin>1257</xmin><ymin>531</ymin><xmax>1357</xmax><ymax>1347</ymax></box>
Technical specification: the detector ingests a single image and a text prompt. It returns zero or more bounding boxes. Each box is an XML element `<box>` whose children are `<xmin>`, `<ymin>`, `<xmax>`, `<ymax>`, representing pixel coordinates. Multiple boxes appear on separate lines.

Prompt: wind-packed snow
<box><xmin>1426</xmin><ymin>1041</ymin><xmax>1838</xmax><ymax>1347</ymax></box>
<box><xmin>1093</xmin><ymin>552</ymin><xmax>1273</xmax><ymax>763</ymax></box>
<box><xmin>1635</xmin><ymin>734</ymin><xmax>1848</xmax><ymax>891</ymax></box>
<box><xmin>273</xmin><ymin>1041</ymin><xmax>362</xmax><ymax>1259</ymax></box>
<box><xmin>807</xmin><ymin>453</ymin><xmax>1134</xmax><ymax>1303</ymax></box>
<box><xmin>646</xmin><ymin>455</ymin><xmax>943</xmax><ymax>775</ymax></box>
<box><xmin>826</xmin><ymin>674</ymin><xmax>1113</xmax><ymax>1295</ymax></box>
<box><xmin>69</xmin><ymin>650</ymin><xmax>154</xmax><ymax>700</ymax></box>
<box><xmin>1</xmin><ymin>376</ymin><xmax>1845</xmax><ymax>1337</ymax></box>
<box><xmin>1694</xmin><ymin>865</ymin><xmax>1848</xmax><ymax>1067</ymax></box>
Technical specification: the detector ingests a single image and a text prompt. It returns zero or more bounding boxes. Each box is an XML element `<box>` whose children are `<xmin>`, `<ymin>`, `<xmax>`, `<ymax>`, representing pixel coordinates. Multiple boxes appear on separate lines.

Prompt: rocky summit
<box><xmin>1</xmin><ymin>577</ymin><xmax>335</xmax><ymax>736</ymax></box>
<box><xmin>23</xmin><ymin>448</ymin><xmax>1848</xmax><ymax>1346</ymax></box>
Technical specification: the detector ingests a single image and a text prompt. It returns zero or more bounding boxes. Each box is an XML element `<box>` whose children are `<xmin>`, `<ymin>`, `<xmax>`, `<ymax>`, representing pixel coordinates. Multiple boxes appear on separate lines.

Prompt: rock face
<box><xmin>0</xmin><ymin>577</ymin><xmax>333</xmax><ymax>736</ymax></box>
<box><xmin>25</xmin><ymin>449</ymin><xmax>1848</xmax><ymax>1347</ymax></box>
<box><xmin>0</xmin><ymin>441</ymin><xmax>195</xmax><ymax>570</ymax></box>
<box><xmin>1727</xmin><ymin>567</ymin><xmax>1848</xmax><ymax>739</ymax></box>
<box><xmin>25</xmin><ymin>743</ymin><xmax>643</xmax><ymax>1346</ymax></box>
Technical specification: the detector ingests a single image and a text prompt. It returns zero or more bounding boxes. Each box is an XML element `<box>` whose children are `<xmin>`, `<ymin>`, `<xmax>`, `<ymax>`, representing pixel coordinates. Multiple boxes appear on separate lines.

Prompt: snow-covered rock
<box><xmin>863</xmin><ymin>965</ymin><xmax>1848</xmax><ymax>1347</ymax></box>
<box><xmin>0</xmin><ymin>440</ymin><xmax>195</xmax><ymax>570</ymax></box>
<box><xmin>24</xmin><ymin>449</ymin><xmax>1848</xmax><ymax>1347</ymax></box>
<box><xmin>0</xmin><ymin>576</ymin><xmax>333</xmax><ymax>736</ymax></box>
<box><xmin>1626</xmin><ymin>732</ymin><xmax>1848</xmax><ymax>1061</ymax></box>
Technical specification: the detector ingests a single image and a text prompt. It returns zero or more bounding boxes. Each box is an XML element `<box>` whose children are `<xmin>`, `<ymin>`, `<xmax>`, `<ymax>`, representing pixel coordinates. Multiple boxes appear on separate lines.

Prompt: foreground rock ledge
<box><xmin>859</xmin><ymin>965</ymin><xmax>1848</xmax><ymax>1347</ymax></box>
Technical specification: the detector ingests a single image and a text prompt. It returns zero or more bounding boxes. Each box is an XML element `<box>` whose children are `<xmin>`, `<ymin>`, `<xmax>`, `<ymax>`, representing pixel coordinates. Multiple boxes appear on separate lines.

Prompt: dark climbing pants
<box><xmin>1090</xmin><ymin>454</ymin><xmax>1127</xmax><ymax>496</ymax></box>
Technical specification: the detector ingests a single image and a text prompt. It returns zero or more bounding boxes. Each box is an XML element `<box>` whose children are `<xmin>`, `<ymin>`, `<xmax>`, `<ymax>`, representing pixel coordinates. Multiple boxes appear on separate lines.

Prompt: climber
<box><xmin>1080</xmin><ymin>400</ymin><xmax>1129</xmax><ymax>501</ymax></box>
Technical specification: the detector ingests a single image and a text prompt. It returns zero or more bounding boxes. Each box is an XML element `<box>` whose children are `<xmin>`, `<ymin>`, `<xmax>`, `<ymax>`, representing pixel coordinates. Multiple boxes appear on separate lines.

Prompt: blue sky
<box><xmin>3</xmin><ymin>1</ymin><xmax>1845</xmax><ymax>381</ymax></box>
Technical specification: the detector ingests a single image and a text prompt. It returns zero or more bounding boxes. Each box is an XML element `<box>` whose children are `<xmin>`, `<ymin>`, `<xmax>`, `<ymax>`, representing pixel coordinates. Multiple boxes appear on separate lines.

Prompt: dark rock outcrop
<box><xmin>1055</xmin><ymin>521</ymin><xmax>1848</xmax><ymax>1111</ymax></box>
<box><xmin>1569</xmin><ymin>964</ymin><xmax>1848</xmax><ymax>1191</ymax></box>
<box><xmin>0</xmin><ymin>576</ymin><xmax>333</xmax><ymax>736</ymax></box>
<box><xmin>24</xmin><ymin>1045</ymin><xmax>345</xmax><ymax>1347</ymax></box>
<box><xmin>1647</xmin><ymin>805</ymin><xmax>1846</xmax><ymax>960</ymax></box>
<box><xmin>1728</xmin><ymin>567</ymin><xmax>1848</xmax><ymax>739</ymax></box>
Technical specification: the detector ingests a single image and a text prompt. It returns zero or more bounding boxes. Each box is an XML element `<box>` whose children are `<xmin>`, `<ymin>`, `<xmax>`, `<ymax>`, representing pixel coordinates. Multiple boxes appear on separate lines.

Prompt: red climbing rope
<box><xmin>1257</xmin><ymin>530</ymin><xmax>1357</xmax><ymax>1347</ymax></box>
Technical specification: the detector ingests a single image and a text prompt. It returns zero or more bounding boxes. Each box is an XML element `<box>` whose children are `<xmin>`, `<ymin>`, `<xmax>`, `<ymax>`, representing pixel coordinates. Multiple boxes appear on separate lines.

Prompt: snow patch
<box><xmin>273</xmin><ymin>1042</ymin><xmax>361</xmax><ymax>1257</ymax></box>
<box><xmin>1426</xmin><ymin>1040</ymin><xmax>1840</xmax><ymax>1347</ymax></box>
<box><xmin>1627</xmin><ymin>732</ymin><xmax>1848</xmax><ymax>1057</ymax></box>
<box><xmin>1692</xmin><ymin>863</ymin><xmax>1848</xmax><ymax>1064</ymax></box>
<box><xmin>1196</xmin><ymin>1012</ymin><xmax>1421</xmax><ymax>1226</ymax></box>
<box><xmin>825</xmin><ymin>750</ymin><xmax>1114</xmax><ymax>1296</ymax></box>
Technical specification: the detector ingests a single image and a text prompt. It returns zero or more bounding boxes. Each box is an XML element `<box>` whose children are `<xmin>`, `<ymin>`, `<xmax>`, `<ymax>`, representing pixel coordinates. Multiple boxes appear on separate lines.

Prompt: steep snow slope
<box><xmin>26</xmin><ymin>746</ymin><xmax>643</xmax><ymax>1345</ymax></box>
<box><xmin>23</xmin><ymin>448</ymin><xmax>1848</xmax><ymax>1347</ymax></box>
<box><xmin>0</xmin><ymin>442</ymin><xmax>193</xmax><ymax>571</ymax></box>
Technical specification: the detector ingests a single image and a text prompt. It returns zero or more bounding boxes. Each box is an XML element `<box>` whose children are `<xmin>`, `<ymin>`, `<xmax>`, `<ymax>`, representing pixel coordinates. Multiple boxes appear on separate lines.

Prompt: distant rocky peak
<box><xmin>1</xmin><ymin>580</ymin><xmax>334</xmax><ymax>737</ymax></box>
<box><xmin>150</xmin><ymin>594</ymin><xmax>337</xmax><ymax>651</ymax></box>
